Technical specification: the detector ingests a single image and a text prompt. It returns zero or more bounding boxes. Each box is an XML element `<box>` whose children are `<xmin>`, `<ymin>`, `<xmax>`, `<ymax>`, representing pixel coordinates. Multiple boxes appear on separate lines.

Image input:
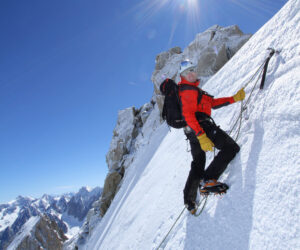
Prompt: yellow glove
<box><xmin>233</xmin><ymin>88</ymin><xmax>245</xmax><ymax>102</ymax></box>
<box><xmin>197</xmin><ymin>133</ymin><xmax>214</xmax><ymax>152</ymax></box>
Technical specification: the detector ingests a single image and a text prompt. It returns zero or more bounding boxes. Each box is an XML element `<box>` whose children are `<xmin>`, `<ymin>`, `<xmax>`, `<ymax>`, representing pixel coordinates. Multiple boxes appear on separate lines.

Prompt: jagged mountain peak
<box><xmin>0</xmin><ymin>186</ymin><xmax>102</xmax><ymax>250</ymax></box>
<box><xmin>14</xmin><ymin>196</ymin><xmax>35</xmax><ymax>207</ymax></box>
<box><xmin>78</xmin><ymin>186</ymin><xmax>90</xmax><ymax>194</ymax></box>
<box><xmin>77</xmin><ymin>186</ymin><xmax>100</xmax><ymax>195</ymax></box>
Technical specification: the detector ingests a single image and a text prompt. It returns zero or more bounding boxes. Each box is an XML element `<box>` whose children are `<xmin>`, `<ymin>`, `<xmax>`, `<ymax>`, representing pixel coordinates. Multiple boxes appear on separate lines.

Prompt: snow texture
<box><xmin>84</xmin><ymin>0</ymin><xmax>300</xmax><ymax>249</ymax></box>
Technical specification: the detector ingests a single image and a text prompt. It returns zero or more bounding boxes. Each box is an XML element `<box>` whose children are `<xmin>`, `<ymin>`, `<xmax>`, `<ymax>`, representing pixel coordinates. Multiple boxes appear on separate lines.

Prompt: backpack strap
<box><xmin>178</xmin><ymin>84</ymin><xmax>199</xmax><ymax>91</ymax></box>
<box><xmin>179</xmin><ymin>84</ymin><xmax>213</xmax><ymax>104</ymax></box>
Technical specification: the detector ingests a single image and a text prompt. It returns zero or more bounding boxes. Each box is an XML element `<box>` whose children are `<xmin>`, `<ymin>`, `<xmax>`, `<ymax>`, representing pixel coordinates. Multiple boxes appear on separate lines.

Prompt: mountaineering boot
<box><xmin>185</xmin><ymin>201</ymin><xmax>197</xmax><ymax>215</ymax></box>
<box><xmin>200</xmin><ymin>179</ymin><xmax>229</xmax><ymax>195</ymax></box>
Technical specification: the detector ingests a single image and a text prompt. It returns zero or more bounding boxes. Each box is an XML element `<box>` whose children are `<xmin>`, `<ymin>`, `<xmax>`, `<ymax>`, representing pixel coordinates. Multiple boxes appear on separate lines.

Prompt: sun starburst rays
<box><xmin>121</xmin><ymin>0</ymin><xmax>284</xmax><ymax>48</ymax></box>
<box><xmin>127</xmin><ymin>0</ymin><xmax>202</xmax><ymax>44</ymax></box>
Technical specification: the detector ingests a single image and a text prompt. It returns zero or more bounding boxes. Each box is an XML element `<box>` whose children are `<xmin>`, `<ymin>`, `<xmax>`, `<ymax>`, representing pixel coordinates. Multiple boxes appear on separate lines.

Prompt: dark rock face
<box><xmin>100</xmin><ymin>102</ymin><xmax>156</xmax><ymax>217</ymax></box>
<box><xmin>15</xmin><ymin>215</ymin><xmax>68</xmax><ymax>250</ymax></box>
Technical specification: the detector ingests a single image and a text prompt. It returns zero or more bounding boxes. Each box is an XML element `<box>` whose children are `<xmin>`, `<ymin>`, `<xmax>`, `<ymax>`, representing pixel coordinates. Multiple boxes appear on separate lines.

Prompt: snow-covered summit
<box><xmin>83</xmin><ymin>0</ymin><xmax>300</xmax><ymax>249</ymax></box>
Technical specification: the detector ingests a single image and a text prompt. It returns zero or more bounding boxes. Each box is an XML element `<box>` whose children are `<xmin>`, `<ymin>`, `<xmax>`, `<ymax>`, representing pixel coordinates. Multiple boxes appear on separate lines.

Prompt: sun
<box><xmin>124</xmin><ymin>0</ymin><xmax>202</xmax><ymax>45</ymax></box>
<box><xmin>187</xmin><ymin>0</ymin><xmax>199</xmax><ymax>7</ymax></box>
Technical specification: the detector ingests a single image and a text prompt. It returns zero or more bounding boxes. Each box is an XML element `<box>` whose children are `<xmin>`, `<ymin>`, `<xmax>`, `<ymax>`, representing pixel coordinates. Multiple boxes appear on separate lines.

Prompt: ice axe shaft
<box><xmin>260</xmin><ymin>48</ymin><xmax>278</xmax><ymax>90</ymax></box>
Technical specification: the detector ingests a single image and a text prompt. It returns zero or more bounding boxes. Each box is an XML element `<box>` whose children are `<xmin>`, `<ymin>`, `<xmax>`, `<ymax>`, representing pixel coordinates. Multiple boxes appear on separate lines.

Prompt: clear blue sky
<box><xmin>0</xmin><ymin>0</ymin><xmax>288</xmax><ymax>203</ymax></box>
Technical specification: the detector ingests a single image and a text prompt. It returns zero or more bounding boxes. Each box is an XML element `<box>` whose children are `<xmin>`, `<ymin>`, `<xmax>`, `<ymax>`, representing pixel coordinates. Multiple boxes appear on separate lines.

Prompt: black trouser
<box><xmin>183</xmin><ymin>120</ymin><xmax>240</xmax><ymax>204</ymax></box>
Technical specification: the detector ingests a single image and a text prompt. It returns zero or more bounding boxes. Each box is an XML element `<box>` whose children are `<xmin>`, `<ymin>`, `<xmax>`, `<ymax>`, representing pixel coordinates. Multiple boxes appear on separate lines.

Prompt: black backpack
<box><xmin>160</xmin><ymin>79</ymin><xmax>201</xmax><ymax>129</ymax></box>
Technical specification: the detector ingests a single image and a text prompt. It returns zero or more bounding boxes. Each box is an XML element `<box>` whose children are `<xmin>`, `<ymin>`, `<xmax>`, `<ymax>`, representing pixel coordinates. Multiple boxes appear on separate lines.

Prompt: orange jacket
<box><xmin>178</xmin><ymin>77</ymin><xmax>235</xmax><ymax>136</ymax></box>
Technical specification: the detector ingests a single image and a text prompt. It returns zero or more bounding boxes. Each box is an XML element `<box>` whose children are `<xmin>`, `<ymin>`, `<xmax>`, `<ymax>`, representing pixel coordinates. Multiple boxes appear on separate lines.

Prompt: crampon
<box><xmin>199</xmin><ymin>183</ymin><xmax>229</xmax><ymax>196</ymax></box>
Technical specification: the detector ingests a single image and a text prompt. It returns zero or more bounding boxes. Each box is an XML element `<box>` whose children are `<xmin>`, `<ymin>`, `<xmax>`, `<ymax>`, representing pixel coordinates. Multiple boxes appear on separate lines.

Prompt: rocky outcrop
<box><xmin>151</xmin><ymin>25</ymin><xmax>251</xmax><ymax>113</ymax></box>
<box><xmin>13</xmin><ymin>215</ymin><xmax>67</xmax><ymax>250</ymax></box>
<box><xmin>99</xmin><ymin>172</ymin><xmax>122</xmax><ymax>217</ymax></box>
<box><xmin>98</xmin><ymin>102</ymin><xmax>155</xmax><ymax>218</ymax></box>
<box><xmin>106</xmin><ymin>107</ymin><xmax>136</xmax><ymax>172</ymax></box>
<box><xmin>66</xmin><ymin>102</ymin><xmax>156</xmax><ymax>250</ymax></box>
<box><xmin>155</xmin><ymin>47</ymin><xmax>182</xmax><ymax>71</ymax></box>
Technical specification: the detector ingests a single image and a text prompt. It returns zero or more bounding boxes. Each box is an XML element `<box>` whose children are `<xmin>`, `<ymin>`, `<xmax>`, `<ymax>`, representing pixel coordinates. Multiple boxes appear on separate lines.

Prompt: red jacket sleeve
<box><xmin>179</xmin><ymin>90</ymin><xmax>205</xmax><ymax>136</ymax></box>
<box><xmin>212</xmin><ymin>96</ymin><xmax>235</xmax><ymax>109</ymax></box>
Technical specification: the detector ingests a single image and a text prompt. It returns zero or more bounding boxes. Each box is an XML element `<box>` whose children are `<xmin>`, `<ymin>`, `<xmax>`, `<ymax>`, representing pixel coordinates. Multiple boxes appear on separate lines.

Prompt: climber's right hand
<box><xmin>197</xmin><ymin>133</ymin><xmax>214</xmax><ymax>152</ymax></box>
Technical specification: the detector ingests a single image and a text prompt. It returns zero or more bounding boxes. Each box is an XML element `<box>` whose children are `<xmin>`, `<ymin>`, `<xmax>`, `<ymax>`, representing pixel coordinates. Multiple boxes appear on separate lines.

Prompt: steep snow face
<box><xmin>85</xmin><ymin>0</ymin><xmax>300</xmax><ymax>249</ymax></box>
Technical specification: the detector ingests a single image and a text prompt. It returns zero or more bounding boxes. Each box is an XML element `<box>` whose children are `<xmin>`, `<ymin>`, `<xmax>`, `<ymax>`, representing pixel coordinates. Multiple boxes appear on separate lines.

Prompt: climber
<box><xmin>178</xmin><ymin>60</ymin><xmax>245</xmax><ymax>214</ymax></box>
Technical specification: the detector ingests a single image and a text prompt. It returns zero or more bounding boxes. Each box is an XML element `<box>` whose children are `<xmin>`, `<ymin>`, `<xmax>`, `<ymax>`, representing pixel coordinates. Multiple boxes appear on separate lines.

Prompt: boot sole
<box><xmin>200</xmin><ymin>183</ymin><xmax>229</xmax><ymax>195</ymax></box>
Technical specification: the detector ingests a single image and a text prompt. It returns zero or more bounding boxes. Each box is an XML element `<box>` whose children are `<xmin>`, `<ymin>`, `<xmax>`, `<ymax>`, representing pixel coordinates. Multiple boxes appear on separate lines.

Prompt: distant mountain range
<box><xmin>0</xmin><ymin>186</ymin><xmax>102</xmax><ymax>250</ymax></box>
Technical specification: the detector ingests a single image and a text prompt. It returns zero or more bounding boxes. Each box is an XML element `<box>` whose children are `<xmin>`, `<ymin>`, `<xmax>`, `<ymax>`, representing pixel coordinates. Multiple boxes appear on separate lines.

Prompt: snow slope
<box><xmin>85</xmin><ymin>0</ymin><xmax>300</xmax><ymax>249</ymax></box>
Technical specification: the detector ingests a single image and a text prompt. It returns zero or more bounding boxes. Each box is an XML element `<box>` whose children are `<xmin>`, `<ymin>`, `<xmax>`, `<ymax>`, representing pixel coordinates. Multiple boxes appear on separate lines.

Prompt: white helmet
<box><xmin>179</xmin><ymin>60</ymin><xmax>196</xmax><ymax>75</ymax></box>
